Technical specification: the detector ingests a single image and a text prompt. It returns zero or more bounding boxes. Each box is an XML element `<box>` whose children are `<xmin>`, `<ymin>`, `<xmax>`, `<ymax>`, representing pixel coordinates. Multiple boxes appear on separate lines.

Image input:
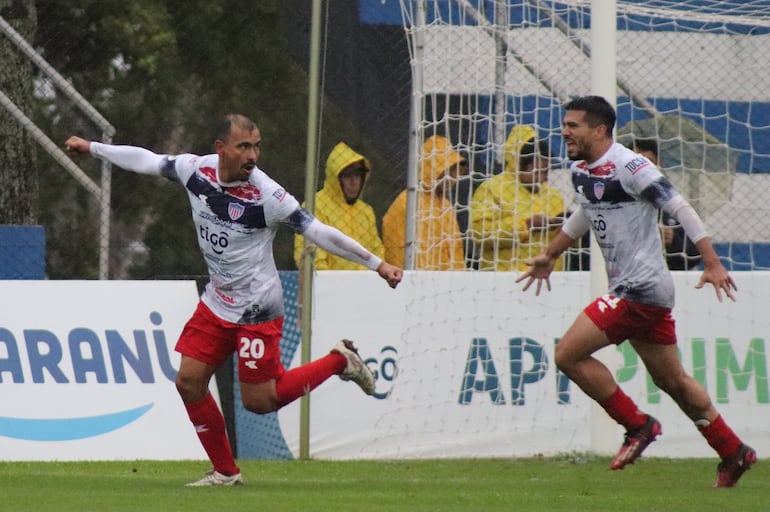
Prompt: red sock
<box><xmin>184</xmin><ymin>393</ymin><xmax>239</xmax><ymax>476</ymax></box>
<box><xmin>599</xmin><ymin>387</ymin><xmax>648</xmax><ymax>430</ymax></box>
<box><xmin>275</xmin><ymin>352</ymin><xmax>346</xmax><ymax>407</ymax></box>
<box><xmin>698</xmin><ymin>414</ymin><xmax>742</xmax><ymax>459</ymax></box>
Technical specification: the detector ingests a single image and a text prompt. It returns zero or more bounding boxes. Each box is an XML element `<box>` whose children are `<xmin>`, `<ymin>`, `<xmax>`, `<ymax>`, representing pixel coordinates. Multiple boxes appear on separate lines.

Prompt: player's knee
<box><xmin>174</xmin><ymin>372</ymin><xmax>216</xmax><ymax>404</ymax></box>
<box><xmin>175</xmin><ymin>374</ymin><xmax>208</xmax><ymax>403</ymax></box>
<box><xmin>553</xmin><ymin>344</ymin><xmax>574</xmax><ymax>372</ymax></box>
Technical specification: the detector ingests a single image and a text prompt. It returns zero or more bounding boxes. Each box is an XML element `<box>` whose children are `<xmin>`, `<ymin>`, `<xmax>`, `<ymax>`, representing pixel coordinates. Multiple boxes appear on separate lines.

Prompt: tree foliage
<box><xmin>32</xmin><ymin>0</ymin><xmax>312</xmax><ymax>277</ymax></box>
<box><xmin>7</xmin><ymin>0</ymin><xmax>398</xmax><ymax>278</ymax></box>
<box><xmin>0</xmin><ymin>0</ymin><xmax>38</xmax><ymax>225</ymax></box>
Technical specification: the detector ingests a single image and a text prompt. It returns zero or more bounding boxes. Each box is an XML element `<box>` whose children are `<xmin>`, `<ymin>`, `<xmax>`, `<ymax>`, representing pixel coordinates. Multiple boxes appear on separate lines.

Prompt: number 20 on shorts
<box><xmin>239</xmin><ymin>337</ymin><xmax>265</xmax><ymax>360</ymax></box>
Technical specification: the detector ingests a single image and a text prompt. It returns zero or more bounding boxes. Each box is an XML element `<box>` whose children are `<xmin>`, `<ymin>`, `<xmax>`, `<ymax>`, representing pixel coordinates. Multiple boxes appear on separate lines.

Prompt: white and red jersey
<box><xmin>569</xmin><ymin>142</ymin><xmax>679</xmax><ymax>308</ymax></box>
<box><xmin>89</xmin><ymin>141</ymin><xmax>381</xmax><ymax>323</ymax></box>
<box><xmin>160</xmin><ymin>153</ymin><xmax>301</xmax><ymax>324</ymax></box>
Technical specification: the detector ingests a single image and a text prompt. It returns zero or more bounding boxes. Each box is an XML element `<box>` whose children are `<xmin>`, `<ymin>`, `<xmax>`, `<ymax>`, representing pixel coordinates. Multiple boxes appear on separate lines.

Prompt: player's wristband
<box><xmin>367</xmin><ymin>256</ymin><xmax>383</xmax><ymax>272</ymax></box>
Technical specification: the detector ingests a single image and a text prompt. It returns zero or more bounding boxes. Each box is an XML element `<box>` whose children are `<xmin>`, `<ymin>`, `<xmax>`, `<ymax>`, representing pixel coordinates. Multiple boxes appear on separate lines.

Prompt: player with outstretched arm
<box><xmin>516</xmin><ymin>96</ymin><xmax>755</xmax><ymax>488</ymax></box>
<box><xmin>65</xmin><ymin>113</ymin><xmax>403</xmax><ymax>487</ymax></box>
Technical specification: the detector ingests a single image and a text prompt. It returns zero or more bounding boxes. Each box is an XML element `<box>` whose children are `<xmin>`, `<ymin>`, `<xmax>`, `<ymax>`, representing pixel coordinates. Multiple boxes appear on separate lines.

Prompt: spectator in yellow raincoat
<box><xmin>294</xmin><ymin>142</ymin><xmax>384</xmax><ymax>270</ymax></box>
<box><xmin>469</xmin><ymin>125</ymin><xmax>566</xmax><ymax>271</ymax></box>
<box><xmin>382</xmin><ymin>135</ymin><xmax>466</xmax><ymax>270</ymax></box>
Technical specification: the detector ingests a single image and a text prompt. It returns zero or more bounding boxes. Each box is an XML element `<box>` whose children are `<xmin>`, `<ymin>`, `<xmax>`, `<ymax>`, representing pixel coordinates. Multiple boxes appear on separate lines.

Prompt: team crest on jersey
<box><xmin>594</xmin><ymin>182</ymin><xmax>605</xmax><ymax>200</ymax></box>
<box><xmin>228</xmin><ymin>202</ymin><xmax>245</xmax><ymax>220</ymax></box>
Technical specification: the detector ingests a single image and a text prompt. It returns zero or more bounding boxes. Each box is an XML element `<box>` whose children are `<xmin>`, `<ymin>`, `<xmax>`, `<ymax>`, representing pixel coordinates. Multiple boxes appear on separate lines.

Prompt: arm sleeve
<box><xmin>90</xmin><ymin>142</ymin><xmax>165</xmax><ymax>176</ymax></box>
<box><xmin>301</xmin><ymin>218</ymin><xmax>383</xmax><ymax>271</ymax></box>
<box><xmin>561</xmin><ymin>206</ymin><xmax>591</xmax><ymax>240</ymax></box>
<box><xmin>661</xmin><ymin>195</ymin><xmax>708</xmax><ymax>243</ymax></box>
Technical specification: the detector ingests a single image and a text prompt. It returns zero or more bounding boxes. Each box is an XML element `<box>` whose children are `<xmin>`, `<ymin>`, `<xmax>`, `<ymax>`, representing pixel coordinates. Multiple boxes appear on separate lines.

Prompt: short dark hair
<box><xmin>564</xmin><ymin>96</ymin><xmax>616</xmax><ymax>134</ymax></box>
<box><xmin>519</xmin><ymin>137</ymin><xmax>551</xmax><ymax>170</ymax></box>
<box><xmin>216</xmin><ymin>113</ymin><xmax>257</xmax><ymax>142</ymax></box>
<box><xmin>632</xmin><ymin>137</ymin><xmax>659</xmax><ymax>158</ymax></box>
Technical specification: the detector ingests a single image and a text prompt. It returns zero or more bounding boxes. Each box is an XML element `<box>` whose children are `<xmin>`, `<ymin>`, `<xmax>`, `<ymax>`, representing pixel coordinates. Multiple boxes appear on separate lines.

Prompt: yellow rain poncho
<box><xmin>469</xmin><ymin>125</ymin><xmax>565</xmax><ymax>271</ymax></box>
<box><xmin>294</xmin><ymin>142</ymin><xmax>384</xmax><ymax>270</ymax></box>
<box><xmin>382</xmin><ymin>135</ymin><xmax>466</xmax><ymax>270</ymax></box>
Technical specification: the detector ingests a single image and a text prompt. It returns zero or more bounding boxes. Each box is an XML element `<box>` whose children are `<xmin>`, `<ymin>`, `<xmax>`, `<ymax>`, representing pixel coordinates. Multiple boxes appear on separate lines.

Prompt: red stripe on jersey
<box><xmin>199</xmin><ymin>166</ymin><xmax>262</xmax><ymax>200</ymax></box>
<box><xmin>590</xmin><ymin>162</ymin><xmax>616</xmax><ymax>176</ymax></box>
<box><xmin>226</xmin><ymin>184</ymin><xmax>262</xmax><ymax>201</ymax></box>
<box><xmin>200</xmin><ymin>166</ymin><xmax>217</xmax><ymax>181</ymax></box>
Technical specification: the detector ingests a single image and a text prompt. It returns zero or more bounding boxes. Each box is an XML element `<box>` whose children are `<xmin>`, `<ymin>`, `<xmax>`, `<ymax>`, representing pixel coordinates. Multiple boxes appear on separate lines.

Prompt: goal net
<box><xmin>360</xmin><ymin>0</ymin><xmax>770</xmax><ymax>459</ymax></box>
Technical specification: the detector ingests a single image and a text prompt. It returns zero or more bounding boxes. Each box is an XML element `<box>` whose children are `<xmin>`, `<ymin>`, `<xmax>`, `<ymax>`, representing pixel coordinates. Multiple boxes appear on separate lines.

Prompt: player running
<box><xmin>65</xmin><ymin>114</ymin><xmax>402</xmax><ymax>487</ymax></box>
<box><xmin>516</xmin><ymin>96</ymin><xmax>755</xmax><ymax>488</ymax></box>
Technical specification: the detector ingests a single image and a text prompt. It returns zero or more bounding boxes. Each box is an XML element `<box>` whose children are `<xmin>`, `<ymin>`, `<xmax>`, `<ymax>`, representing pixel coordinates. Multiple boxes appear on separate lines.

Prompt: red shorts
<box><xmin>583</xmin><ymin>294</ymin><xmax>677</xmax><ymax>345</ymax></box>
<box><xmin>175</xmin><ymin>301</ymin><xmax>286</xmax><ymax>383</ymax></box>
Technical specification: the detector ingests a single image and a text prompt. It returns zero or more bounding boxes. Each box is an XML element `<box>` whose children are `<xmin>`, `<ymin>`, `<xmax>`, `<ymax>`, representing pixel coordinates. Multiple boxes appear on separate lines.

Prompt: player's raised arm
<box><xmin>289</xmin><ymin>209</ymin><xmax>403</xmax><ymax>288</ymax></box>
<box><xmin>65</xmin><ymin>136</ymin><xmax>166</xmax><ymax>176</ymax></box>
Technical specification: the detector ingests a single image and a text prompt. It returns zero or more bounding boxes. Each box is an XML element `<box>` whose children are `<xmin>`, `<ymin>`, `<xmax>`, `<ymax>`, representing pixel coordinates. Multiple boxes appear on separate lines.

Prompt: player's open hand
<box><xmin>515</xmin><ymin>254</ymin><xmax>555</xmax><ymax>296</ymax></box>
<box><xmin>377</xmin><ymin>262</ymin><xmax>403</xmax><ymax>289</ymax></box>
<box><xmin>695</xmin><ymin>263</ymin><xmax>737</xmax><ymax>302</ymax></box>
<box><xmin>64</xmin><ymin>136</ymin><xmax>91</xmax><ymax>157</ymax></box>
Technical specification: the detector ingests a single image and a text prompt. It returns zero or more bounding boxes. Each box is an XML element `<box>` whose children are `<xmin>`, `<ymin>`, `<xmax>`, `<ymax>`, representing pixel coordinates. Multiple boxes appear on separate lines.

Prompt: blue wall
<box><xmin>0</xmin><ymin>226</ymin><xmax>46</xmax><ymax>279</ymax></box>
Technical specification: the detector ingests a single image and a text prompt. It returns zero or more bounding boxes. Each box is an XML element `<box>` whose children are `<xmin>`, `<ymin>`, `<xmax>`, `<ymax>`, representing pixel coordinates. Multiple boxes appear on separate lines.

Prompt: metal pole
<box><xmin>99</xmin><ymin>136</ymin><xmax>112</xmax><ymax>280</ymax></box>
<box><xmin>589</xmin><ymin>1</ymin><xmax>614</xmax><ymax>312</ymax></box>
<box><xmin>404</xmin><ymin>0</ymin><xmax>426</xmax><ymax>270</ymax></box>
<box><xmin>0</xmin><ymin>15</ymin><xmax>115</xmax><ymax>280</ymax></box>
<box><xmin>492</xmin><ymin>1</ymin><xmax>508</xmax><ymax>168</ymax></box>
<box><xmin>0</xmin><ymin>16</ymin><xmax>114</xmax><ymax>136</ymax></box>
<box><xmin>0</xmin><ymin>89</ymin><xmax>101</xmax><ymax>197</ymax></box>
<box><xmin>589</xmin><ymin>0</ymin><xmax>617</xmax><ymax>455</ymax></box>
<box><xmin>299</xmin><ymin>0</ymin><xmax>323</xmax><ymax>460</ymax></box>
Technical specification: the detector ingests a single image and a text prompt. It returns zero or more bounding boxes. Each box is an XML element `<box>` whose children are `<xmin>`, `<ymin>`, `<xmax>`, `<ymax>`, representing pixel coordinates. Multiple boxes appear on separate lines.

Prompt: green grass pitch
<box><xmin>1</xmin><ymin>456</ymin><xmax>765</xmax><ymax>512</ymax></box>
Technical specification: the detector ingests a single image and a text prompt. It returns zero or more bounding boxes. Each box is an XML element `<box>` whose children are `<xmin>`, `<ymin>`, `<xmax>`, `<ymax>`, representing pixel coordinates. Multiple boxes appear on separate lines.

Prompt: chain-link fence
<box><xmin>0</xmin><ymin>0</ymin><xmax>411</xmax><ymax>279</ymax></box>
<box><xmin>396</xmin><ymin>0</ymin><xmax>770</xmax><ymax>272</ymax></box>
<box><xmin>4</xmin><ymin>1</ymin><xmax>770</xmax><ymax>279</ymax></box>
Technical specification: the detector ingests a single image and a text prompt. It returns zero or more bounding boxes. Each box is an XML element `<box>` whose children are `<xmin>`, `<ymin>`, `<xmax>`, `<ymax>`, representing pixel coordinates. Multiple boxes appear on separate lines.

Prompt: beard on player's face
<box><xmin>566</xmin><ymin>140</ymin><xmax>588</xmax><ymax>161</ymax></box>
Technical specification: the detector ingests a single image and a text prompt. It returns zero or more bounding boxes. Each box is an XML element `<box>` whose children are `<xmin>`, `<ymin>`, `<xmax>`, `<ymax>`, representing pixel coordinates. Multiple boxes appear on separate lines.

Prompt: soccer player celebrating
<box><xmin>516</xmin><ymin>96</ymin><xmax>755</xmax><ymax>488</ymax></box>
<box><xmin>65</xmin><ymin>114</ymin><xmax>402</xmax><ymax>486</ymax></box>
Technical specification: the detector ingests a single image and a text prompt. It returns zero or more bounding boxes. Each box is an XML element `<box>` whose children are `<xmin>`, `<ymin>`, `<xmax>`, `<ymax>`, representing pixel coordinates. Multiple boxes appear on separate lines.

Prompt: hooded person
<box><xmin>382</xmin><ymin>135</ymin><xmax>466</xmax><ymax>270</ymax></box>
<box><xmin>294</xmin><ymin>142</ymin><xmax>384</xmax><ymax>270</ymax></box>
<box><xmin>469</xmin><ymin>125</ymin><xmax>566</xmax><ymax>271</ymax></box>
